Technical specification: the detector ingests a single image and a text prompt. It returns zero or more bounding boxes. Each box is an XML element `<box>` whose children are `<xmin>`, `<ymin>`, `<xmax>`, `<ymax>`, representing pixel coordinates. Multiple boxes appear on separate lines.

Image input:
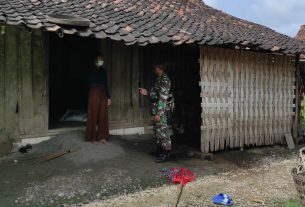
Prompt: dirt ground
<box><xmin>0</xmin><ymin>130</ymin><xmax>302</xmax><ymax>207</ymax></box>
<box><xmin>84</xmin><ymin>155</ymin><xmax>299</xmax><ymax>207</ymax></box>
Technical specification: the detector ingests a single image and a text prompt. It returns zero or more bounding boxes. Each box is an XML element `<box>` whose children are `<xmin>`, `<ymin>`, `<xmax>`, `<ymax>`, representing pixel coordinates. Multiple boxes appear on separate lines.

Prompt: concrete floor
<box><xmin>0</xmin><ymin>130</ymin><xmax>297</xmax><ymax>207</ymax></box>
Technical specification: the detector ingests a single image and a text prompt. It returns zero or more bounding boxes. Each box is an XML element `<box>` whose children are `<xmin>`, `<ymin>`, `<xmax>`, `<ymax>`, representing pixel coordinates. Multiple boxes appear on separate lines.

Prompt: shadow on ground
<box><xmin>0</xmin><ymin>130</ymin><xmax>297</xmax><ymax>207</ymax></box>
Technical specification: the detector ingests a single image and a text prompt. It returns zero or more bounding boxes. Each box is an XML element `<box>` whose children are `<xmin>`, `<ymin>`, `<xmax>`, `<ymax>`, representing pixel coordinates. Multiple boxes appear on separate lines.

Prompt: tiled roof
<box><xmin>296</xmin><ymin>25</ymin><xmax>305</xmax><ymax>58</ymax></box>
<box><xmin>296</xmin><ymin>25</ymin><xmax>305</xmax><ymax>42</ymax></box>
<box><xmin>0</xmin><ymin>0</ymin><xmax>305</xmax><ymax>54</ymax></box>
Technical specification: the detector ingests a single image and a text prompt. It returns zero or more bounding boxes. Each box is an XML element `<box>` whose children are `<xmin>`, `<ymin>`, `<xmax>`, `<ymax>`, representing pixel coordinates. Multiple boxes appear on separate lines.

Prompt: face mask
<box><xmin>96</xmin><ymin>60</ymin><xmax>104</xmax><ymax>67</ymax></box>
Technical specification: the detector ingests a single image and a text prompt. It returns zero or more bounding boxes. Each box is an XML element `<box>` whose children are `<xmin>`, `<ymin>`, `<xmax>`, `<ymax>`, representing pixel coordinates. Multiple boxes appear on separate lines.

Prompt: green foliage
<box><xmin>283</xmin><ymin>200</ymin><xmax>303</xmax><ymax>207</ymax></box>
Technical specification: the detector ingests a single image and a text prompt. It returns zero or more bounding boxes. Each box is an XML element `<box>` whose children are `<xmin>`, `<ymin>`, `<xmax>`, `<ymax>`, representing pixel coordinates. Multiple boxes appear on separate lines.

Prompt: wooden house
<box><xmin>0</xmin><ymin>0</ymin><xmax>305</xmax><ymax>153</ymax></box>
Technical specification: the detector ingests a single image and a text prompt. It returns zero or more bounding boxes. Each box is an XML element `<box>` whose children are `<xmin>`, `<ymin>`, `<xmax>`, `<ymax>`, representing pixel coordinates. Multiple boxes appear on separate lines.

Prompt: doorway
<box><xmin>142</xmin><ymin>44</ymin><xmax>202</xmax><ymax>148</ymax></box>
<box><xmin>48</xmin><ymin>34</ymin><xmax>99</xmax><ymax>129</ymax></box>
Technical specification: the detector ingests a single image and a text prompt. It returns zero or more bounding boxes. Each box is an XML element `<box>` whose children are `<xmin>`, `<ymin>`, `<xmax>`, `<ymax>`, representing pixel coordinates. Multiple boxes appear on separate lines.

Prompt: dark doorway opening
<box><xmin>143</xmin><ymin>44</ymin><xmax>201</xmax><ymax>149</ymax></box>
<box><xmin>48</xmin><ymin>34</ymin><xmax>99</xmax><ymax>129</ymax></box>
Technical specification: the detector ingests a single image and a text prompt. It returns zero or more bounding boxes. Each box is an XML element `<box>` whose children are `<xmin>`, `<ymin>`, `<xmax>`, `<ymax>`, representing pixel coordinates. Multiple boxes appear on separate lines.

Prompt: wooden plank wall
<box><xmin>0</xmin><ymin>26</ymin><xmax>5</xmax><ymax>136</ymax></box>
<box><xmin>0</xmin><ymin>26</ymin><xmax>48</xmax><ymax>139</ymax></box>
<box><xmin>100</xmin><ymin>40</ymin><xmax>151</xmax><ymax>129</ymax></box>
<box><xmin>200</xmin><ymin>46</ymin><xmax>295</xmax><ymax>153</ymax></box>
<box><xmin>99</xmin><ymin>42</ymin><xmax>200</xmax><ymax>131</ymax></box>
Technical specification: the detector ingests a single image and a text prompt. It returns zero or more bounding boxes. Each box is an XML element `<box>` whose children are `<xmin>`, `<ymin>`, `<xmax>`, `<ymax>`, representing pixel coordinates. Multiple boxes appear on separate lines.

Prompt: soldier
<box><xmin>139</xmin><ymin>65</ymin><xmax>174</xmax><ymax>163</ymax></box>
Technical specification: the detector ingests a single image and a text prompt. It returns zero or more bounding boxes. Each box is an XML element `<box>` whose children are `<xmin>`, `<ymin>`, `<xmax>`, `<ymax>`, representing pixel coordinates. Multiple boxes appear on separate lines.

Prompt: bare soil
<box><xmin>84</xmin><ymin>156</ymin><xmax>299</xmax><ymax>207</ymax></box>
<box><xmin>0</xmin><ymin>130</ymin><xmax>301</xmax><ymax>207</ymax></box>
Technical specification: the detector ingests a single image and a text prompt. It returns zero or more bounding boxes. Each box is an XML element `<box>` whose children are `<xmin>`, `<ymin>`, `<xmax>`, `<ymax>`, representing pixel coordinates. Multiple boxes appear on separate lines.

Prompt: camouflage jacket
<box><xmin>150</xmin><ymin>73</ymin><xmax>174</xmax><ymax>117</ymax></box>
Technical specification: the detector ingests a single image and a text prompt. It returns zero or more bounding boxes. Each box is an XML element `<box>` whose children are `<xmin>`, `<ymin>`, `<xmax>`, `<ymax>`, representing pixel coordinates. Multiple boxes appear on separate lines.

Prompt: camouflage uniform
<box><xmin>150</xmin><ymin>73</ymin><xmax>173</xmax><ymax>151</ymax></box>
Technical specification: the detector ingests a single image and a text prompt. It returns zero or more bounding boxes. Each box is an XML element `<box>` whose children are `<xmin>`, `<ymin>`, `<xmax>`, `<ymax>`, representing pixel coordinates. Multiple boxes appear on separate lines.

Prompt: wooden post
<box><xmin>131</xmin><ymin>46</ymin><xmax>140</xmax><ymax>125</ymax></box>
<box><xmin>4</xmin><ymin>26</ymin><xmax>19</xmax><ymax>137</ymax></box>
<box><xmin>0</xmin><ymin>26</ymin><xmax>13</xmax><ymax>153</ymax></box>
<box><xmin>19</xmin><ymin>28</ymin><xmax>33</xmax><ymax>134</ymax></box>
<box><xmin>0</xmin><ymin>26</ymin><xmax>5</xmax><ymax>133</ymax></box>
<box><xmin>31</xmin><ymin>30</ymin><xmax>49</xmax><ymax>132</ymax></box>
<box><xmin>293</xmin><ymin>55</ymin><xmax>300</xmax><ymax>139</ymax></box>
<box><xmin>131</xmin><ymin>46</ymin><xmax>140</xmax><ymax>109</ymax></box>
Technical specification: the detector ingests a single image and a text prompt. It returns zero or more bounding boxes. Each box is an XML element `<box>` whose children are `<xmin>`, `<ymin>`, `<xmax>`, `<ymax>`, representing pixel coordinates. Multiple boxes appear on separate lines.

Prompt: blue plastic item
<box><xmin>212</xmin><ymin>193</ymin><xmax>234</xmax><ymax>206</ymax></box>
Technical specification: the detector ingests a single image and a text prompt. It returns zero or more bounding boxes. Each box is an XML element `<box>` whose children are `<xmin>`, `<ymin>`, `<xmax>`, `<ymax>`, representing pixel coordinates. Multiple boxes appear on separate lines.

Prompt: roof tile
<box><xmin>0</xmin><ymin>0</ymin><xmax>304</xmax><ymax>54</ymax></box>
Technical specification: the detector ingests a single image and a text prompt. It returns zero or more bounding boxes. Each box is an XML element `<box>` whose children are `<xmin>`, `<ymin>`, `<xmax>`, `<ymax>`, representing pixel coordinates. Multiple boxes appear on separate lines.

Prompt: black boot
<box><xmin>150</xmin><ymin>145</ymin><xmax>163</xmax><ymax>157</ymax></box>
<box><xmin>155</xmin><ymin>150</ymin><xmax>171</xmax><ymax>163</ymax></box>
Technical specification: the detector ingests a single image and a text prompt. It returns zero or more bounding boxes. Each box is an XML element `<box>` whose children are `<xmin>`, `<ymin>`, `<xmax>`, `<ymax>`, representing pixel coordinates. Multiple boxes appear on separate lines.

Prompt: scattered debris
<box><xmin>251</xmin><ymin>198</ymin><xmax>265</xmax><ymax>205</ymax></box>
<box><xmin>297</xmin><ymin>147</ymin><xmax>305</xmax><ymax>174</ymax></box>
<box><xmin>38</xmin><ymin>148</ymin><xmax>79</xmax><ymax>162</ymax></box>
<box><xmin>292</xmin><ymin>147</ymin><xmax>305</xmax><ymax>206</ymax></box>
<box><xmin>193</xmin><ymin>152</ymin><xmax>213</xmax><ymax>161</ymax></box>
<box><xmin>0</xmin><ymin>144</ymin><xmax>32</xmax><ymax>158</ymax></box>
<box><xmin>19</xmin><ymin>144</ymin><xmax>32</xmax><ymax>153</ymax></box>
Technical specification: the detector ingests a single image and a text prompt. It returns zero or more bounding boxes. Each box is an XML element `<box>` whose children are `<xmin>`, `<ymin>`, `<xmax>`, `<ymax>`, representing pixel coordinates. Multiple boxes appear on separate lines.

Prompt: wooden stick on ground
<box><xmin>38</xmin><ymin>148</ymin><xmax>79</xmax><ymax>162</ymax></box>
<box><xmin>175</xmin><ymin>185</ymin><xmax>184</xmax><ymax>207</ymax></box>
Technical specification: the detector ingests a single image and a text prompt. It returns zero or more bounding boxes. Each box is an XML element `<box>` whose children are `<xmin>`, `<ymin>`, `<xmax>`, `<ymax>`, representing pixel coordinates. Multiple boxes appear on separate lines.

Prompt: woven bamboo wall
<box><xmin>199</xmin><ymin>47</ymin><xmax>295</xmax><ymax>153</ymax></box>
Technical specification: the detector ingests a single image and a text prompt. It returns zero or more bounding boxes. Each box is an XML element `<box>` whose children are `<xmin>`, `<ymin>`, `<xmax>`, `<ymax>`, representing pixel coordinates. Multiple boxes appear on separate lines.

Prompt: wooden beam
<box><xmin>131</xmin><ymin>46</ymin><xmax>140</xmax><ymax>109</ymax></box>
<box><xmin>285</xmin><ymin>133</ymin><xmax>295</xmax><ymax>150</ymax></box>
<box><xmin>31</xmin><ymin>30</ymin><xmax>48</xmax><ymax>131</ymax></box>
<box><xmin>4</xmin><ymin>27</ymin><xmax>19</xmax><ymax>137</ymax></box>
<box><xmin>293</xmin><ymin>55</ymin><xmax>300</xmax><ymax>139</ymax></box>
<box><xmin>0</xmin><ymin>26</ymin><xmax>5</xmax><ymax>133</ymax></box>
<box><xmin>19</xmin><ymin>28</ymin><xmax>33</xmax><ymax>134</ymax></box>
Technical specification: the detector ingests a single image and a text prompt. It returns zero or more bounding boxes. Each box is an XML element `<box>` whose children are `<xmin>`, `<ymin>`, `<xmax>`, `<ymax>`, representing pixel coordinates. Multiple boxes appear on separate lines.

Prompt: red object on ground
<box><xmin>163</xmin><ymin>168</ymin><xmax>196</xmax><ymax>186</ymax></box>
<box><xmin>162</xmin><ymin>168</ymin><xmax>196</xmax><ymax>207</ymax></box>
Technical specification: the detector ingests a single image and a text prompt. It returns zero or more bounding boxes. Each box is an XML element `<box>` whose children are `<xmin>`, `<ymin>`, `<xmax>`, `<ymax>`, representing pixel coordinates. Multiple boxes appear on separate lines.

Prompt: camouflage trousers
<box><xmin>153</xmin><ymin>115</ymin><xmax>172</xmax><ymax>151</ymax></box>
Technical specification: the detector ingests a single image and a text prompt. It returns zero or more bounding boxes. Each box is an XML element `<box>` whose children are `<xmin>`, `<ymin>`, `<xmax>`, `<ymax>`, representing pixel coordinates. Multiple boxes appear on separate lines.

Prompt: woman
<box><xmin>85</xmin><ymin>53</ymin><xmax>111</xmax><ymax>144</ymax></box>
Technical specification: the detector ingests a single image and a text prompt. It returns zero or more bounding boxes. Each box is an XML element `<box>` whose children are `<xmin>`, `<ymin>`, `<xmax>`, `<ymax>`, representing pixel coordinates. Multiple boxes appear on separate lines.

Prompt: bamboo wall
<box><xmin>200</xmin><ymin>47</ymin><xmax>296</xmax><ymax>153</ymax></box>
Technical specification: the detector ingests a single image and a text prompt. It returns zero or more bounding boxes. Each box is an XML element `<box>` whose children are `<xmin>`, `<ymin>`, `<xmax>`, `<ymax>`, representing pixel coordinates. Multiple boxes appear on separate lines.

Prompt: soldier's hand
<box><xmin>154</xmin><ymin>115</ymin><xmax>161</xmax><ymax>122</ymax></box>
<box><xmin>139</xmin><ymin>88</ymin><xmax>148</xmax><ymax>96</ymax></box>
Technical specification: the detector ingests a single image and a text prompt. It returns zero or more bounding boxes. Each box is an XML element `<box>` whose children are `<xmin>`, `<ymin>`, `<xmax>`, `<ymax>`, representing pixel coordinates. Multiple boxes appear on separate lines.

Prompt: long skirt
<box><xmin>85</xmin><ymin>87</ymin><xmax>109</xmax><ymax>141</ymax></box>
